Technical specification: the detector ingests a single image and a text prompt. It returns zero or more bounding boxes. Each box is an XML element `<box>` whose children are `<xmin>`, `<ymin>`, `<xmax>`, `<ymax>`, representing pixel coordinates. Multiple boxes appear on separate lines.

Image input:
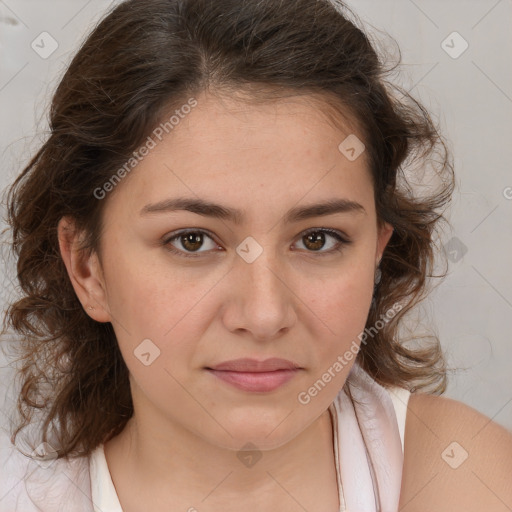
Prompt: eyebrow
<box><xmin>140</xmin><ymin>197</ymin><xmax>366</xmax><ymax>224</ymax></box>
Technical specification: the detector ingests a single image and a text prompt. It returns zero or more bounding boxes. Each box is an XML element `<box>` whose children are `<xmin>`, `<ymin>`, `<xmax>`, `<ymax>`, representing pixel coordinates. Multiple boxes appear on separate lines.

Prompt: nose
<box><xmin>221</xmin><ymin>247</ymin><xmax>297</xmax><ymax>341</ymax></box>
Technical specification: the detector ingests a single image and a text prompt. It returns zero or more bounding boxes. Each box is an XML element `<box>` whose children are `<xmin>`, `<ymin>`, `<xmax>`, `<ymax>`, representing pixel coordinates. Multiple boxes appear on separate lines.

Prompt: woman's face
<box><xmin>63</xmin><ymin>91</ymin><xmax>393</xmax><ymax>451</ymax></box>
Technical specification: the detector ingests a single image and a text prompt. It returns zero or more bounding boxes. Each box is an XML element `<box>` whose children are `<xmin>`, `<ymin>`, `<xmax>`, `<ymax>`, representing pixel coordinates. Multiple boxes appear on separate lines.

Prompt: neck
<box><xmin>104</xmin><ymin>404</ymin><xmax>340</xmax><ymax>511</ymax></box>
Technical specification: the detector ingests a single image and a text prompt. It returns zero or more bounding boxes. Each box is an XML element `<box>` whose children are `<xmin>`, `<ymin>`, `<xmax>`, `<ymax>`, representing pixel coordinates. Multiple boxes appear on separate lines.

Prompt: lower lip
<box><xmin>206</xmin><ymin>369</ymin><xmax>299</xmax><ymax>392</ymax></box>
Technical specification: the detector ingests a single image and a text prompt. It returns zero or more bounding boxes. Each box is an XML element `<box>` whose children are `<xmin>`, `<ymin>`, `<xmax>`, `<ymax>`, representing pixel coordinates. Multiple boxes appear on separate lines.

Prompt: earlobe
<box><xmin>57</xmin><ymin>216</ymin><xmax>111</xmax><ymax>323</ymax></box>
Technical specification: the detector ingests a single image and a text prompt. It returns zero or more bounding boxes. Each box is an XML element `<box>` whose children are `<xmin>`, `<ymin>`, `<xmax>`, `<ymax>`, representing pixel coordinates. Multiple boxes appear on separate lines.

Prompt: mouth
<box><xmin>205</xmin><ymin>358</ymin><xmax>303</xmax><ymax>392</ymax></box>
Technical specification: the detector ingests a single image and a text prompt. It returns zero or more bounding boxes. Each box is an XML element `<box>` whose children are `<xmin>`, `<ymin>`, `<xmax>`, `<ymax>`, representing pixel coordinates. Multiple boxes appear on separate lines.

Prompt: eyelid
<box><xmin>162</xmin><ymin>227</ymin><xmax>352</xmax><ymax>258</ymax></box>
<box><xmin>162</xmin><ymin>228</ymin><xmax>222</xmax><ymax>257</ymax></box>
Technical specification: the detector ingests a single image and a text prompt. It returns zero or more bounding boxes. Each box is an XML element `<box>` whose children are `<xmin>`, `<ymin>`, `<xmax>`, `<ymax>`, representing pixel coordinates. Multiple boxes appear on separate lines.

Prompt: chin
<box><xmin>203</xmin><ymin>412</ymin><xmax>315</xmax><ymax>452</ymax></box>
<box><xmin>210</xmin><ymin>430</ymin><xmax>298</xmax><ymax>453</ymax></box>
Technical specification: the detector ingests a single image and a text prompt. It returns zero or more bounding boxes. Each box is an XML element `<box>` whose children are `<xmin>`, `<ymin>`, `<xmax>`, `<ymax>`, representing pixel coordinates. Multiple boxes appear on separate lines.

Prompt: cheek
<box><xmin>303</xmin><ymin>266</ymin><xmax>374</xmax><ymax>331</ymax></box>
<box><xmin>299</xmin><ymin>268</ymin><xmax>375</xmax><ymax>375</ymax></box>
<box><xmin>101</xmin><ymin>253</ymin><xmax>219</xmax><ymax>383</ymax></box>
<box><xmin>102</xmin><ymin>247</ymin><xmax>211</xmax><ymax>333</ymax></box>
<box><xmin>104</xmin><ymin>263</ymin><xmax>200</xmax><ymax>403</ymax></box>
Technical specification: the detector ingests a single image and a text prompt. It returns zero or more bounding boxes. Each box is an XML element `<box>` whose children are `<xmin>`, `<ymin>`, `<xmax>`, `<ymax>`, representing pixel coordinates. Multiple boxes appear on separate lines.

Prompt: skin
<box><xmin>400</xmin><ymin>393</ymin><xmax>512</xmax><ymax>511</ymax></box>
<box><xmin>57</xmin><ymin>90</ymin><xmax>512</xmax><ymax>511</ymax></box>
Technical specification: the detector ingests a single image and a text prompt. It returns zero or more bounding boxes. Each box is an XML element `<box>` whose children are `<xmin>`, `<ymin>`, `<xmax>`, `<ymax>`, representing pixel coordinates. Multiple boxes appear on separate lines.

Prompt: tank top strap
<box><xmin>330</xmin><ymin>362</ymin><xmax>405</xmax><ymax>512</ymax></box>
<box><xmin>385</xmin><ymin>385</ymin><xmax>411</xmax><ymax>454</ymax></box>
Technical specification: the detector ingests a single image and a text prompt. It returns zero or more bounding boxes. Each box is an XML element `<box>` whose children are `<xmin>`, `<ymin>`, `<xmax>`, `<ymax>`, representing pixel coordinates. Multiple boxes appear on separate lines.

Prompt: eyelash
<box><xmin>161</xmin><ymin>228</ymin><xmax>352</xmax><ymax>259</ymax></box>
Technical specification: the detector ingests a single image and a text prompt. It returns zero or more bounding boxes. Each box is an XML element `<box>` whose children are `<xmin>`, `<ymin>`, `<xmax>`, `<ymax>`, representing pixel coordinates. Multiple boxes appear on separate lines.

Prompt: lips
<box><xmin>208</xmin><ymin>357</ymin><xmax>301</xmax><ymax>372</ymax></box>
<box><xmin>205</xmin><ymin>358</ymin><xmax>302</xmax><ymax>392</ymax></box>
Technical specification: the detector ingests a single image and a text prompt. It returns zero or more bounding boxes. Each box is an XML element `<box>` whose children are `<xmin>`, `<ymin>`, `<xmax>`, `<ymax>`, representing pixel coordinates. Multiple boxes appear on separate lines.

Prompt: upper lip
<box><xmin>207</xmin><ymin>358</ymin><xmax>302</xmax><ymax>372</ymax></box>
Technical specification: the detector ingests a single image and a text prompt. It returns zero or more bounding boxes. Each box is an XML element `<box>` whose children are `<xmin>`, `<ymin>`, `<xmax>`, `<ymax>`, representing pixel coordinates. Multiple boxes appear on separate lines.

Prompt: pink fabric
<box><xmin>331</xmin><ymin>361</ymin><xmax>404</xmax><ymax>511</ymax></box>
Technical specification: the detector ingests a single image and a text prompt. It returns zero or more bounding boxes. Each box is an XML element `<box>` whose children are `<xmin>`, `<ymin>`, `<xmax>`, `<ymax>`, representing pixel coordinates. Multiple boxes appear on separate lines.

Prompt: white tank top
<box><xmin>89</xmin><ymin>372</ymin><xmax>410</xmax><ymax>512</ymax></box>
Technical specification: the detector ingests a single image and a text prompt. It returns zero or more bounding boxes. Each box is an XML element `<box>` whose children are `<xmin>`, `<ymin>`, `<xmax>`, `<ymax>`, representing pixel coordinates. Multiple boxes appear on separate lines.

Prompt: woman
<box><xmin>1</xmin><ymin>0</ymin><xmax>511</xmax><ymax>511</ymax></box>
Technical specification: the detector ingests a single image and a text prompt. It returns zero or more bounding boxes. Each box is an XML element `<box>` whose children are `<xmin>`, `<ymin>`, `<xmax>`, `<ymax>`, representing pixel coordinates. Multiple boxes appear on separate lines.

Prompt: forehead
<box><xmin>105</xmin><ymin>90</ymin><xmax>375</xmax><ymax>222</ymax></box>
<box><xmin>161</xmin><ymin>89</ymin><xmax>365</xmax><ymax>160</ymax></box>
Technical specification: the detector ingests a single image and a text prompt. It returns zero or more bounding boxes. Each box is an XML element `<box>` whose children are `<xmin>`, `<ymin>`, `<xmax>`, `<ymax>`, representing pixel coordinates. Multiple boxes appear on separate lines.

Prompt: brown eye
<box><xmin>295</xmin><ymin>228</ymin><xmax>350</xmax><ymax>255</ymax></box>
<box><xmin>163</xmin><ymin>227</ymin><xmax>351</xmax><ymax>259</ymax></box>
<box><xmin>180</xmin><ymin>232</ymin><xmax>204</xmax><ymax>252</ymax></box>
<box><xmin>163</xmin><ymin>230</ymin><xmax>220</xmax><ymax>258</ymax></box>
<box><xmin>303</xmin><ymin>231</ymin><xmax>327</xmax><ymax>251</ymax></box>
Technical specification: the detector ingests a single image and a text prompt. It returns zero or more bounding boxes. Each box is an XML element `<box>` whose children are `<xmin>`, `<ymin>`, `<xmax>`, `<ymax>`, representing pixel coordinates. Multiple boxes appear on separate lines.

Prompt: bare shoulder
<box><xmin>399</xmin><ymin>391</ymin><xmax>512</xmax><ymax>512</ymax></box>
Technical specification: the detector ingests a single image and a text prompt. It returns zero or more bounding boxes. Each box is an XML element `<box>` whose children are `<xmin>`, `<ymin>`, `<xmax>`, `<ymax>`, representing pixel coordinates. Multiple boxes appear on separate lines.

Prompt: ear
<box><xmin>57</xmin><ymin>216</ymin><xmax>111</xmax><ymax>323</ymax></box>
<box><xmin>375</xmin><ymin>221</ymin><xmax>394</xmax><ymax>265</ymax></box>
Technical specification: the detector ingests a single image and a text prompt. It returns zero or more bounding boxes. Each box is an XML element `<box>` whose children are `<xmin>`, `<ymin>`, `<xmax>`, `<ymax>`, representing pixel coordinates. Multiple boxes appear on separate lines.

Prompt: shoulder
<box><xmin>399</xmin><ymin>391</ymin><xmax>512</xmax><ymax>511</ymax></box>
<box><xmin>0</xmin><ymin>427</ymin><xmax>94</xmax><ymax>512</ymax></box>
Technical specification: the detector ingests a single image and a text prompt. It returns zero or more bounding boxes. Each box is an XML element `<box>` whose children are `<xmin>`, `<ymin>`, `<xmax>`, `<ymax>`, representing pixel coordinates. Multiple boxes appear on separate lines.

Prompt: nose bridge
<box><xmin>228</xmin><ymin>235</ymin><xmax>295</xmax><ymax>337</ymax></box>
<box><xmin>237</xmin><ymin>237</ymin><xmax>286</xmax><ymax>301</ymax></box>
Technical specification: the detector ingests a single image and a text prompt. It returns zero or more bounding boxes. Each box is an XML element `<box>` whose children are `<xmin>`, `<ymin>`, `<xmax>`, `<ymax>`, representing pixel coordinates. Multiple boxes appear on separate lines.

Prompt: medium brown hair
<box><xmin>1</xmin><ymin>0</ymin><xmax>454</xmax><ymax>459</ymax></box>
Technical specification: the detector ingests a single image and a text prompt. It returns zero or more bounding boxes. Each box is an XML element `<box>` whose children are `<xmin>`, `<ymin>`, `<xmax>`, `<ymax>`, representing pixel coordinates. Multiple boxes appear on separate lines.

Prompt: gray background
<box><xmin>0</xmin><ymin>0</ymin><xmax>511</xmax><ymax>435</ymax></box>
